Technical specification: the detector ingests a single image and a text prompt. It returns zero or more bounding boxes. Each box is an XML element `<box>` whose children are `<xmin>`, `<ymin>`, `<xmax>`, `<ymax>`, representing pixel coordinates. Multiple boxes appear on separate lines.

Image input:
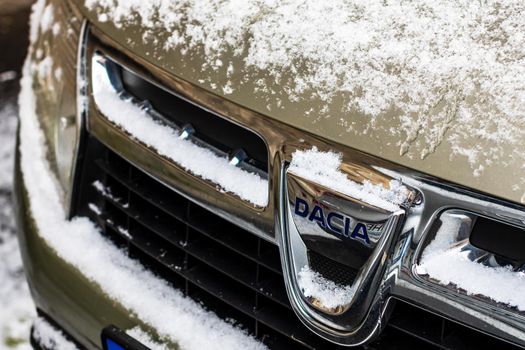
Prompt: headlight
<box><xmin>29</xmin><ymin>0</ymin><xmax>83</xmax><ymax>208</ymax></box>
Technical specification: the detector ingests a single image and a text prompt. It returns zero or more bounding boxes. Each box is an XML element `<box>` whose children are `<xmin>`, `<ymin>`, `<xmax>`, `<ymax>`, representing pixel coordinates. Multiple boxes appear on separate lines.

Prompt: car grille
<box><xmin>72</xmin><ymin>135</ymin><xmax>521</xmax><ymax>350</ymax></box>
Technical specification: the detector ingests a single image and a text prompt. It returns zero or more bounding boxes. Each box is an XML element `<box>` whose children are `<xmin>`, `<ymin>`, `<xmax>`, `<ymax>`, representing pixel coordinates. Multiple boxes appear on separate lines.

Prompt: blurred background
<box><xmin>0</xmin><ymin>1</ymin><xmax>35</xmax><ymax>349</ymax></box>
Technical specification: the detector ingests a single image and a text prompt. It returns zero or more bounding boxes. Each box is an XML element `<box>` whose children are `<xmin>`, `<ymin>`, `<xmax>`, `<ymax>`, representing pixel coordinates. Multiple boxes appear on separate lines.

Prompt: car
<box><xmin>15</xmin><ymin>0</ymin><xmax>525</xmax><ymax>349</ymax></box>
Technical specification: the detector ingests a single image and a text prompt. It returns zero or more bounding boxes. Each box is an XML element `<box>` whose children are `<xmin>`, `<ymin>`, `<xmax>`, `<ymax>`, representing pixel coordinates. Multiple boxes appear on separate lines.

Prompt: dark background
<box><xmin>0</xmin><ymin>0</ymin><xmax>32</xmax><ymax>75</ymax></box>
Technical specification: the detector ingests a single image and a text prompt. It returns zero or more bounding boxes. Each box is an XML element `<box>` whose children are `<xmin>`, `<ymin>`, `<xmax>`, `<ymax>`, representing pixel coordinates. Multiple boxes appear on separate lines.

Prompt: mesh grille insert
<box><xmin>308</xmin><ymin>249</ymin><xmax>358</xmax><ymax>286</ymax></box>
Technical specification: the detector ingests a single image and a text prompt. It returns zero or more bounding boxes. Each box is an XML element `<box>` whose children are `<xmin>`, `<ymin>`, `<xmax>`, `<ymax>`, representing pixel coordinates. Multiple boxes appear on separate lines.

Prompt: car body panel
<box><xmin>72</xmin><ymin>1</ymin><xmax>524</xmax><ymax>206</ymax></box>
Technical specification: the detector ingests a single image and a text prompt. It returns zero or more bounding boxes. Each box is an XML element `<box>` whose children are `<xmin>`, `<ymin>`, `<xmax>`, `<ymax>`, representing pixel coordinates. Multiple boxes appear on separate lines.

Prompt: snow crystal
<box><xmin>35</xmin><ymin>56</ymin><xmax>53</xmax><ymax>81</ymax></box>
<box><xmin>32</xmin><ymin>318</ymin><xmax>78</xmax><ymax>350</ymax></box>
<box><xmin>17</xmin><ymin>5</ymin><xmax>267</xmax><ymax>347</ymax></box>
<box><xmin>289</xmin><ymin>147</ymin><xmax>409</xmax><ymax>212</ymax></box>
<box><xmin>91</xmin><ymin>60</ymin><xmax>268</xmax><ymax>206</ymax></box>
<box><xmin>84</xmin><ymin>0</ymin><xmax>525</xmax><ymax>172</ymax></box>
<box><xmin>298</xmin><ymin>266</ymin><xmax>355</xmax><ymax>310</ymax></box>
<box><xmin>92</xmin><ymin>180</ymin><xmax>127</xmax><ymax>207</ymax></box>
<box><xmin>117</xmin><ymin>226</ymin><xmax>132</xmax><ymax>240</ymax></box>
<box><xmin>418</xmin><ymin>214</ymin><xmax>525</xmax><ymax>311</ymax></box>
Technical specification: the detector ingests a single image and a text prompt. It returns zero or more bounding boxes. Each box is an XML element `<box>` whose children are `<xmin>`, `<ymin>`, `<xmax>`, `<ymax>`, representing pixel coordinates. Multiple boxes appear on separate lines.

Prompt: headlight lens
<box><xmin>54</xmin><ymin>89</ymin><xmax>78</xmax><ymax>189</ymax></box>
<box><xmin>30</xmin><ymin>0</ymin><xmax>82</xmax><ymax>206</ymax></box>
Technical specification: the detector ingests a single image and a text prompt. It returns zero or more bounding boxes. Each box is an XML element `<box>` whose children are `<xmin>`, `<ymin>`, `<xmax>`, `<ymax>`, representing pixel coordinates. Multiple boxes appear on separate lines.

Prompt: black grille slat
<box><xmin>94</xmin><ymin>157</ymin><xmax>283</xmax><ymax>275</ymax></box>
<box><xmin>119</xmin><ymin>221</ymin><xmax>316</xmax><ymax>347</ymax></box>
<box><xmin>308</xmin><ymin>250</ymin><xmax>358</xmax><ymax>286</ymax></box>
<box><xmin>101</xmin><ymin>195</ymin><xmax>291</xmax><ymax>308</ymax></box>
<box><xmin>73</xmin><ymin>135</ymin><xmax>523</xmax><ymax>350</ymax></box>
<box><xmin>94</xmin><ymin>158</ymin><xmax>188</xmax><ymax>220</ymax></box>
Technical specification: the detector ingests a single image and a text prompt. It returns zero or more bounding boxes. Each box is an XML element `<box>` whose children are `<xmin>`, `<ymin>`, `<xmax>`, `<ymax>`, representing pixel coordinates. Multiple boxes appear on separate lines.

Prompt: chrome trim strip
<box><xmin>67</xmin><ymin>19</ymin><xmax>89</xmax><ymax>215</ymax></box>
<box><xmin>91</xmin><ymin>52</ymin><xmax>268</xmax><ymax>180</ymax></box>
<box><xmin>389</xmin><ymin>173</ymin><xmax>525</xmax><ymax>347</ymax></box>
<box><xmin>85</xmin><ymin>30</ymin><xmax>277</xmax><ymax>243</ymax></box>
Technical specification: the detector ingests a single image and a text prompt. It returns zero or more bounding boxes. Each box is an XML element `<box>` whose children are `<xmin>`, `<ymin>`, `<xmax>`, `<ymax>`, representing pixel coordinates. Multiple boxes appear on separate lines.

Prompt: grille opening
<box><xmin>116</xmin><ymin>64</ymin><xmax>269</xmax><ymax>173</ymax></box>
<box><xmin>73</xmin><ymin>134</ymin><xmax>523</xmax><ymax>350</ymax></box>
<box><xmin>470</xmin><ymin>216</ymin><xmax>525</xmax><ymax>265</ymax></box>
<box><xmin>388</xmin><ymin>301</ymin><xmax>521</xmax><ymax>349</ymax></box>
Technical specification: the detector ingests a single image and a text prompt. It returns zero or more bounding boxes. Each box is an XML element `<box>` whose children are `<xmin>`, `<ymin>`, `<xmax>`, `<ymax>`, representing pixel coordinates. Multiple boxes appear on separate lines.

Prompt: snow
<box><xmin>52</xmin><ymin>23</ymin><xmax>61</xmax><ymax>37</ymax></box>
<box><xmin>88</xmin><ymin>203</ymin><xmax>102</xmax><ymax>215</ymax></box>
<box><xmin>32</xmin><ymin>318</ymin><xmax>78</xmax><ymax>350</ymax></box>
<box><xmin>289</xmin><ymin>147</ymin><xmax>409</xmax><ymax>212</ymax></box>
<box><xmin>92</xmin><ymin>180</ymin><xmax>129</xmax><ymax>208</ymax></box>
<box><xmin>91</xmin><ymin>59</ymin><xmax>269</xmax><ymax>207</ymax></box>
<box><xmin>16</xmin><ymin>3</ymin><xmax>268</xmax><ymax>347</ymax></box>
<box><xmin>0</xmin><ymin>102</ymin><xmax>17</xmax><ymax>190</ymax></box>
<box><xmin>297</xmin><ymin>266</ymin><xmax>355</xmax><ymax>310</ymax></box>
<box><xmin>0</xmin><ymin>85</ymin><xmax>35</xmax><ymax>350</ymax></box>
<box><xmin>418</xmin><ymin>213</ymin><xmax>525</xmax><ymax>311</ymax></box>
<box><xmin>127</xmin><ymin>327</ymin><xmax>169</xmax><ymax>350</ymax></box>
<box><xmin>84</xmin><ymin>0</ymin><xmax>525</xmax><ymax>173</ymax></box>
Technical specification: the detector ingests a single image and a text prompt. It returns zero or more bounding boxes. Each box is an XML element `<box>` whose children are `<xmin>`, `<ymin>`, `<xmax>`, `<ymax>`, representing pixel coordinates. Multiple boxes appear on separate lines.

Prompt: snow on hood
<box><xmin>80</xmin><ymin>0</ymin><xmax>525</xmax><ymax>205</ymax></box>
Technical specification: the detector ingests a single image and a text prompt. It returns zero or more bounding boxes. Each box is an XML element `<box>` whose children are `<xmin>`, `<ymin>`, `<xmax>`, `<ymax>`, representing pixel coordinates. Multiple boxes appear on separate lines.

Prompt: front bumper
<box><xmin>14</xmin><ymin>134</ymin><xmax>140</xmax><ymax>350</ymax></box>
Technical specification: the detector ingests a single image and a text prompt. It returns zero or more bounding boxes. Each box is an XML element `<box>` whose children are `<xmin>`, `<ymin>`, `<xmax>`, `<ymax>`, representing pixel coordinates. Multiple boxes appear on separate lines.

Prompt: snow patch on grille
<box><xmin>298</xmin><ymin>266</ymin><xmax>356</xmax><ymax>310</ymax></box>
<box><xmin>418</xmin><ymin>214</ymin><xmax>525</xmax><ymax>311</ymax></box>
<box><xmin>289</xmin><ymin>147</ymin><xmax>408</xmax><ymax>212</ymax></box>
<box><xmin>91</xmin><ymin>59</ymin><xmax>268</xmax><ymax>207</ymax></box>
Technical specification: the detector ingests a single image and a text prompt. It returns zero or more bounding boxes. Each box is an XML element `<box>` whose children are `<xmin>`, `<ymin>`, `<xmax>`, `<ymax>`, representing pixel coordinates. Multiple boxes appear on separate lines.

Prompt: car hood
<box><xmin>76</xmin><ymin>1</ymin><xmax>525</xmax><ymax>206</ymax></box>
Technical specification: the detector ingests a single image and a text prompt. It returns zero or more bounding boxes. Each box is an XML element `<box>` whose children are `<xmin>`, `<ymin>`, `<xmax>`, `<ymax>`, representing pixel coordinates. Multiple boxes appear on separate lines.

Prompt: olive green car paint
<box><xmin>73</xmin><ymin>0</ymin><xmax>524</xmax><ymax>207</ymax></box>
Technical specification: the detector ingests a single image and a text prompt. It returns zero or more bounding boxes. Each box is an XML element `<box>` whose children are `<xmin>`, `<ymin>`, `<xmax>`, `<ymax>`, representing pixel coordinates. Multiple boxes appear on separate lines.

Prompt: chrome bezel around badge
<box><xmin>278</xmin><ymin>163</ymin><xmax>409</xmax><ymax>345</ymax></box>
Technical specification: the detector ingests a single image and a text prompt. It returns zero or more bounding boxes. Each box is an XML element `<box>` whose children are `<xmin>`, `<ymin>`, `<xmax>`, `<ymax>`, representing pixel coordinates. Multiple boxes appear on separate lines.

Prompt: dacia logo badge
<box><xmin>293</xmin><ymin>197</ymin><xmax>376</xmax><ymax>245</ymax></box>
<box><xmin>279</xmin><ymin>165</ymin><xmax>410</xmax><ymax>344</ymax></box>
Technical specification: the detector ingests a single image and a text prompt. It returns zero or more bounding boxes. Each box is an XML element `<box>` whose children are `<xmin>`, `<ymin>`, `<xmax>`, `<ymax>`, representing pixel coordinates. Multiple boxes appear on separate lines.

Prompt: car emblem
<box><xmin>279</xmin><ymin>163</ymin><xmax>413</xmax><ymax>345</ymax></box>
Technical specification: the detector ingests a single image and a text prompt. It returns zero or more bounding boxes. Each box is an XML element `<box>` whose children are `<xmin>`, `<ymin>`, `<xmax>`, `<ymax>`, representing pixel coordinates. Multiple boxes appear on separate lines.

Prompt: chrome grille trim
<box><xmin>91</xmin><ymin>52</ymin><xmax>269</xmax><ymax>180</ymax></box>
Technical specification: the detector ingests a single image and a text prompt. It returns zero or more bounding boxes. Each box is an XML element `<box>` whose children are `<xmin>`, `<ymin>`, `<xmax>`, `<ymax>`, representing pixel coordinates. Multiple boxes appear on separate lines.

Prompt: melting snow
<box><xmin>127</xmin><ymin>328</ymin><xmax>169</xmax><ymax>350</ymax></box>
<box><xmin>289</xmin><ymin>147</ymin><xmax>409</xmax><ymax>212</ymax></box>
<box><xmin>418</xmin><ymin>214</ymin><xmax>525</xmax><ymax>311</ymax></box>
<box><xmin>39</xmin><ymin>4</ymin><xmax>54</xmax><ymax>33</ymax></box>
